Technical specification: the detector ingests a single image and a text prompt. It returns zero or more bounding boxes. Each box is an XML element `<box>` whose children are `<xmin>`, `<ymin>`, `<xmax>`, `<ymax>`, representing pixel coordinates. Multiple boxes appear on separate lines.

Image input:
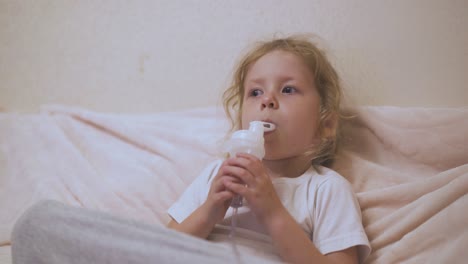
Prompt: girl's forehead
<box><xmin>244</xmin><ymin>50</ymin><xmax>315</xmax><ymax>82</ymax></box>
<box><xmin>256</xmin><ymin>49</ymin><xmax>300</xmax><ymax>63</ymax></box>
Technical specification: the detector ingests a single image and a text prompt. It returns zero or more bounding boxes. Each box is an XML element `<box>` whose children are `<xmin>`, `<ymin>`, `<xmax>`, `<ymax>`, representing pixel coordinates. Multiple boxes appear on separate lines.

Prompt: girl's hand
<box><xmin>168</xmin><ymin>160</ymin><xmax>241</xmax><ymax>239</ymax></box>
<box><xmin>221</xmin><ymin>153</ymin><xmax>286</xmax><ymax>224</ymax></box>
<box><xmin>203</xmin><ymin>160</ymin><xmax>239</xmax><ymax>223</ymax></box>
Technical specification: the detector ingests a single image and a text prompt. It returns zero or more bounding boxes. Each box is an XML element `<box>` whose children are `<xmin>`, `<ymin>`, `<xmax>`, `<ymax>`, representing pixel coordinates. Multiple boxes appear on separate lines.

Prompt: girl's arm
<box><xmin>167</xmin><ymin>202</ymin><xmax>219</xmax><ymax>239</ymax></box>
<box><xmin>167</xmin><ymin>161</ymin><xmax>236</xmax><ymax>239</ymax></box>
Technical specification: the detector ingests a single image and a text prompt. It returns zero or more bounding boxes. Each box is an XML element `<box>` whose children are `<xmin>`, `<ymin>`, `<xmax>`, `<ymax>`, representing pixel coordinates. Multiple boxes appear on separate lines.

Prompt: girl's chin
<box><xmin>263</xmin><ymin>150</ymin><xmax>313</xmax><ymax>161</ymax></box>
<box><xmin>262</xmin><ymin>154</ymin><xmax>279</xmax><ymax>161</ymax></box>
<box><xmin>263</xmin><ymin>153</ymin><xmax>292</xmax><ymax>161</ymax></box>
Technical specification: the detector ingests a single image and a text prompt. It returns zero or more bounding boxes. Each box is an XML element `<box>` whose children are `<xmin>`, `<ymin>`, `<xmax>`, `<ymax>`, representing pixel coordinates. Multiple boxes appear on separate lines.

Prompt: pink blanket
<box><xmin>0</xmin><ymin>105</ymin><xmax>467</xmax><ymax>263</ymax></box>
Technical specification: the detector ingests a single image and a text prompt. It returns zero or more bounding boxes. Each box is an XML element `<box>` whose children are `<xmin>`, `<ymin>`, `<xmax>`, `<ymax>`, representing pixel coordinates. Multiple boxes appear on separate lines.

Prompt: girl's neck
<box><xmin>263</xmin><ymin>155</ymin><xmax>312</xmax><ymax>179</ymax></box>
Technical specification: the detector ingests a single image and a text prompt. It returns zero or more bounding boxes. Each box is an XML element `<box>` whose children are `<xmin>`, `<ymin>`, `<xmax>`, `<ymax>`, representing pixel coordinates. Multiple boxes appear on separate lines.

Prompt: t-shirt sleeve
<box><xmin>167</xmin><ymin>160</ymin><xmax>222</xmax><ymax>223</ymax></box>
<box><xmin>313</xmin><ymin>175</ymin><xmax>371</xmax><ymax>263</ymax></box>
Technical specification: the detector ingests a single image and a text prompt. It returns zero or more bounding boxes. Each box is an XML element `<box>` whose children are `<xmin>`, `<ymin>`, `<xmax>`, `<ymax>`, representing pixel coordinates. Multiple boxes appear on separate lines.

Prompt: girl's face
<box><xmin>241</xmin><ymin>50</ymin><xmax>322</xmax><ymax>160</ymax></box>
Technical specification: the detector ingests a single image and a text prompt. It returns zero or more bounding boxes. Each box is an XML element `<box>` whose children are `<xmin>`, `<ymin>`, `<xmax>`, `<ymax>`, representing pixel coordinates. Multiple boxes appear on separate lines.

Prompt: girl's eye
<box><xmin>282</xmin><ymin>86</ymin><xmax>297</xmax><ymax>94</ymax></box>
<box><xmin>249</xmin><ymin>89</ymin><xmax>263</xmax><ymax>97</ymax></box>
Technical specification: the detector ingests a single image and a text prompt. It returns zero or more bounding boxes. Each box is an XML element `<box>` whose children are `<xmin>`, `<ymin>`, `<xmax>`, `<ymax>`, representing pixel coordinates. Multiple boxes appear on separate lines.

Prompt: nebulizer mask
<box><xmin>223</xmin><ymin>121</ymin><xmax>275</xmax><ymax>238</ymax></box>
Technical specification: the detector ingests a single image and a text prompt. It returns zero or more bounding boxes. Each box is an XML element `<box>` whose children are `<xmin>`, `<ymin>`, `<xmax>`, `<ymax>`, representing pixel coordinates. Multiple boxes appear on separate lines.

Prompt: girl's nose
<box><xmin>261</xmin><ymin>95</ymin><xmax>278</xmax><ymax>110</ymax></box>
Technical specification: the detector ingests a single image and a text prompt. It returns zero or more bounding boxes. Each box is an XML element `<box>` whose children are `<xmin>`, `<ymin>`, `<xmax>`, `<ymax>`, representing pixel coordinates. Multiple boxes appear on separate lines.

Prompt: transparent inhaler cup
<box><xmin>224</xmin><ymin>121</ymin><xmax>275</xmax><ymax>208</ymax></box>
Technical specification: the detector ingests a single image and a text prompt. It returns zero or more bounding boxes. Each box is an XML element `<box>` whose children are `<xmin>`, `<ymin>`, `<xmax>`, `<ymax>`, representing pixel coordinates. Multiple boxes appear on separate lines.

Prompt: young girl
<box><xmin>11</xmin><ymin>35</ymin><xmax>370</xmax><ymax>264</ymax></box>
<box><xmin>167</xmin><ymin>35</ymin><xmax>370</xmax><ymax>263</ymax></box>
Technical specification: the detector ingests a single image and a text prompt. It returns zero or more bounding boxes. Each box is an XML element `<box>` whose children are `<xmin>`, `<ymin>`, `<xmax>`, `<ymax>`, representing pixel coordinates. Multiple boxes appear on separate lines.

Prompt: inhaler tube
<box><xmin>231</xmin><ymin>195</ymin><xmax>243</xmax><ymax>208</ymax></box>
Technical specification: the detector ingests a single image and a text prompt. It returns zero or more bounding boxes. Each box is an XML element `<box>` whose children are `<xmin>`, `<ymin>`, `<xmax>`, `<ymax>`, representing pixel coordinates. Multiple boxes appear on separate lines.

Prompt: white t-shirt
<box><xmin>168</xmin><ymin>160</ymin><xmax>371</xmax><ymax>262</ymax></box>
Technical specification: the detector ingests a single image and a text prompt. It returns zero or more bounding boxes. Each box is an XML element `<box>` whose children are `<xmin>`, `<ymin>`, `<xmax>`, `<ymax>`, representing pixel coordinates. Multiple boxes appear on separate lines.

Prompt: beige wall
<box><xmin>1</xmin><ymin>0</ymin><xmax>467</xmax><ymax>113</ymax></box>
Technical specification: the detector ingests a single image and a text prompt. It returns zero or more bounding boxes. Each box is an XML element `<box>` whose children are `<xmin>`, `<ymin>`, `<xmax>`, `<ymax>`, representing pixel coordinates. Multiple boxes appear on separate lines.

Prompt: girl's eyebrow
<box><xmin>245</xmin><ymin>78</ymin><xmax>264</xmax><ymax>85</ymax></box>
<box><xmin>246</xmin><ymin>76</ymin><xmax>295</xmax><ymax>85</ymax></box>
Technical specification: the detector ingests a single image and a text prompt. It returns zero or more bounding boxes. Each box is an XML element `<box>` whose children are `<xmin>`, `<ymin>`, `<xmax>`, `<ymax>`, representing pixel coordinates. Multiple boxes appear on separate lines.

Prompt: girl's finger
<box><xmin>223</xmin><ymin>180</ymin><xmax>249</xmax><ymax>198</ymax></box>
<box><xmin>211</xmin><ymin>175</ymin><xmax>237</xmax><ymax>193</ymax></box>
<box><xmin>212</xmin><ymin>190</ymin><xmax>235</xmax><ymax>204</ymax></box>
<box><xmin>220</xmin><ymin>165</ymin><xmax>254</xmax><ymax>187</ymax></box>
<box><xmin>227</xmin><ymin>154</ymin><xmax>263</xmax><ymax>178</ymax></box>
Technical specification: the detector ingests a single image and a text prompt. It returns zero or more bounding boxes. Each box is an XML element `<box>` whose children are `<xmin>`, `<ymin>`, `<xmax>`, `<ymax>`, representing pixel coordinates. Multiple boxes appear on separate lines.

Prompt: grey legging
<box><xmin>11</xmin><ymin>200</ymin><xmax>280</xmax><ymax>264</ymax></box>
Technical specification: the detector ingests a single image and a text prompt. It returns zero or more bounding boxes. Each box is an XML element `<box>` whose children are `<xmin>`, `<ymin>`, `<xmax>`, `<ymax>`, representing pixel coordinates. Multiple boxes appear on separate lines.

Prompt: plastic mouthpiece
<box><xmin>261</xmin><ymin>122</ymin><xmax>275</xmax><ymax>132</ymax></box>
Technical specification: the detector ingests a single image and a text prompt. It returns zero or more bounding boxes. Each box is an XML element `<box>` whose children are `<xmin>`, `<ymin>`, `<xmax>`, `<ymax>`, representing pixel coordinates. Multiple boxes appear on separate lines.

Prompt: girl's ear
<box><xmin>321</xmin><ymin>113</ymin><xmax>338</xmax><ymax>139</ymax></box>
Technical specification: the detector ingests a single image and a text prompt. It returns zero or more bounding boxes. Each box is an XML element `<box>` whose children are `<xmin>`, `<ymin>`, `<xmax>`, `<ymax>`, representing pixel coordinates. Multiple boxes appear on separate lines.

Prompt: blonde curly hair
<box><xmin>222</xmin><ymin>34</ymin><xmax>343</xmax><ymax>167</ymax></box>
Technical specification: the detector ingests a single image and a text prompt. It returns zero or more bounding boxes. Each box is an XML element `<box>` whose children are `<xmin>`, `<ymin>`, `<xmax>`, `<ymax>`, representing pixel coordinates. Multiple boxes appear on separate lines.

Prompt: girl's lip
<box><xmin>261</xmin><ymin>119</ymin><xmax>275</xmax><ymax>124</ymax></box>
